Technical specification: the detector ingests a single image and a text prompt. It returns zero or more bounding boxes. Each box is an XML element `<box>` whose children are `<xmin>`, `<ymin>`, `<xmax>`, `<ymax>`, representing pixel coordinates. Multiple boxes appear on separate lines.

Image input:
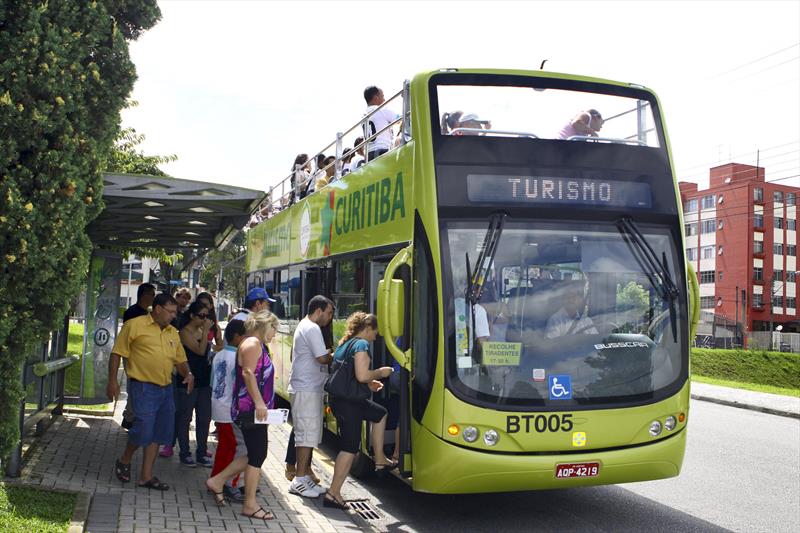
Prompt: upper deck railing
<box><xmin>251</xmin><ymin>82</ymin><xmax>411</xmax><ymax>225</ymax></box>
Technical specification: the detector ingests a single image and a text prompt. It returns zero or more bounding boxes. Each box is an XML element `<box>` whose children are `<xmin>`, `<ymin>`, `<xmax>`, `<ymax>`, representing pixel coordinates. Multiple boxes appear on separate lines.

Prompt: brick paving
<box><xmin>19</xmin><ymin>398</ymin><xmax>368</xmax><ymax>532</ymax></box>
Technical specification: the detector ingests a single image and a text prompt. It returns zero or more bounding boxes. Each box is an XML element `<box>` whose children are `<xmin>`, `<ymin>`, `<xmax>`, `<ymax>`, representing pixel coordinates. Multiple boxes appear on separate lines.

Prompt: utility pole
<box><xmin>769</xmin><ymin>275</ymin><xmax>774</xmax><ymax>350</ymax></box>
<box><xmin>735</xmin><ymin>285</ymin><xmax>739</xmax><ymax>347</ymax></box>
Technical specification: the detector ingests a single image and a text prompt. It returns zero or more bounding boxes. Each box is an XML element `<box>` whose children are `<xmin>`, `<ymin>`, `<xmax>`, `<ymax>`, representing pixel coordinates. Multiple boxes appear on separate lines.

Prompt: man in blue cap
<box><xmin>232</xmin><ymin>287</ymin><xmax>277</xmax><ymax>321</ymax></box>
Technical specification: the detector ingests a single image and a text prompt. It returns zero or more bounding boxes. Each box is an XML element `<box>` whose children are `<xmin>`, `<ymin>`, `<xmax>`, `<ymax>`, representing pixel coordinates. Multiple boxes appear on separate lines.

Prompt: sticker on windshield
<box><xmin>549</xmin><ymin>375</ymin><xmax>572</xmax><ymax>400</ymax></box>
<box><xmin>483</xmin><ymin>342</ymin><xmax>522</xmax><ymax>366</ymax></box>
<box><xmin>533</xmin><ymin>368</ymin><xmax>546</xmax><ymax>382</ymax></box>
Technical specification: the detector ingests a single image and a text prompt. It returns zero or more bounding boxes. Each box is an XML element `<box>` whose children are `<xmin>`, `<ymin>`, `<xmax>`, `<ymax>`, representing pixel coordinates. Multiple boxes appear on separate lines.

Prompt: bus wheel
<box><xmin>349</xmin><ymin>451</ymin><xmax>374</xmax><ymax>479</ymax></box>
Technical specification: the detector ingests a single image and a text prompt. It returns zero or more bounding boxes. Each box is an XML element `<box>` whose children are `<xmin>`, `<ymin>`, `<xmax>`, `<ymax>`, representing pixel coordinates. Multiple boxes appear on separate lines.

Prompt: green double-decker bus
<box><xmin>246</xmin><ymin>68</ymin><xmax>700</xmax><ymax>494</ymax></box>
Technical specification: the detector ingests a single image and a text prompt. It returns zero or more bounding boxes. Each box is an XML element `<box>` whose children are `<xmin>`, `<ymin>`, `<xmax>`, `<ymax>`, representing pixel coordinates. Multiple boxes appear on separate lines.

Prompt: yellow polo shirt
<box><xmin>112</xmin><ymin>314</ymin><xmax>187</xmax><ymax>386</ymax></box>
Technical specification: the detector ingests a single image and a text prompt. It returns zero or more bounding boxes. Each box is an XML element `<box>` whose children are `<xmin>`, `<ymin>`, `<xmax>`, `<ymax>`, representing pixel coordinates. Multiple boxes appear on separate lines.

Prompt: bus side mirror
<box><xmin>378</xmin><ymin>279</ymin><xmax>405</xmax><ymax>338</ymax></box>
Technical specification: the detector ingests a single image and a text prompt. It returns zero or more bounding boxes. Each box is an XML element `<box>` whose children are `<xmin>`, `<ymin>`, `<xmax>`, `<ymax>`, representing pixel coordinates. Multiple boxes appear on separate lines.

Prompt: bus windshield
<box><xmin>444</xmin><ymin>220</ymin><xmax>685</xmax><ymax>408</ymax></box>
<box><xmin>436</xmin><ymin>83</ymin><xmax>661</xmax><ymax>147</ymax></box>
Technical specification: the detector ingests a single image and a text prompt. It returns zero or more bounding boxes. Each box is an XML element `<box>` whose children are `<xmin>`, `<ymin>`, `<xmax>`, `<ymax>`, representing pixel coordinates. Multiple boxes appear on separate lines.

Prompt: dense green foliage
<box><xmin>0</xmin><ymin>483</ymin><xmax>76</xmax><ymax>533</ymax></box>
<box><xmin>0</xmin><ymin>1</ymin><xmax>160</xmax><ymax>458</ymax></box>
<box><xmin>692</xmin><ymin>348</ymin><xmax>800</xmax><ymax>390</ymax></box>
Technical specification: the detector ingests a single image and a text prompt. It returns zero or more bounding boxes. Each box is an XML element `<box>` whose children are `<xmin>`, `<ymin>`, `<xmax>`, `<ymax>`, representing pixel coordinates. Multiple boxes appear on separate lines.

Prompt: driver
<box><xmin>544</xmin><ymin>281</ymin><xmax>597</xmax><ymax>338</ymax></box>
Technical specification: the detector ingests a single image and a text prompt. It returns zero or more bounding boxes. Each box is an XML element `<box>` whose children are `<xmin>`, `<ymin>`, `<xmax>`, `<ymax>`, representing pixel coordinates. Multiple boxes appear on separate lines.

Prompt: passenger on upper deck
<box><xmin>350</xmin><ymin>137</ymin><xmax>365</xmax><ymax>170</ymax></box>
<box><xmin>340</xmin><ymin>148</ymin><xmax>354</xmax><ymax>176</ymax></box>
<box><xmin>440</xmin><ymin>110</ymin><xmax>464</xmax><ymax>135</ymax></box>
<box><xmin>557</xmin><ymin>109</ymin><xmax>604</xmax><ymax>139</ymax></box>
<box><xmin>455</xmin><ymin>113</ymin><xmax>491</xmax><ymax>135</ymax></box>
<box><xmin>362</xmin><ymin>86</ymin><xmax>400</xmax><ymax>161</ymax></box>
<box><xmin>291</xmin><ymin>154</ymin><xmax>310</xmax><ymax>204</ymax></box>
<box><xmin>303</xmin><ymin>154</ymin><xmax>327</xmax><ymax>198</ymax></box>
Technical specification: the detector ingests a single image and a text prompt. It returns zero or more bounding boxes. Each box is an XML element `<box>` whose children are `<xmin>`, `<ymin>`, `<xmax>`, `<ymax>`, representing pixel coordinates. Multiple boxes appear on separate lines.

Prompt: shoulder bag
<box><xmin>324</xmin><ymin>339</ymin><xmax>370</xmax><ymax>401</ymax></box>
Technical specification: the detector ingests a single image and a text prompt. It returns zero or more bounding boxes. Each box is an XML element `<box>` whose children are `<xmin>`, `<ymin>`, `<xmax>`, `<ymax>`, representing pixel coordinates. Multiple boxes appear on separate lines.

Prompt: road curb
<box><xmin>691</xmin><ymin>393</ymin><xmax>800</xmax><ymax>419</ymax></box>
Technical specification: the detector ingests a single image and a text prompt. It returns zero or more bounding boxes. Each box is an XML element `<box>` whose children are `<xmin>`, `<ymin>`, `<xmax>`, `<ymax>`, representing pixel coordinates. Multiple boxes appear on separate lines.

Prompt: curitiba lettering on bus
<box><xmin>334</xmin><ymin>172</ymin><xmax>406</xmax><ymax>235</ymax></box>
<box><xmin>508</xmin><ymin>177</ymin><xmax>612</xmax><ymax>203</ymax></box>
<box><xmin>262</xmin><ymin>223</ymin><xmax>290</xmax><ymax>257</ymax></box>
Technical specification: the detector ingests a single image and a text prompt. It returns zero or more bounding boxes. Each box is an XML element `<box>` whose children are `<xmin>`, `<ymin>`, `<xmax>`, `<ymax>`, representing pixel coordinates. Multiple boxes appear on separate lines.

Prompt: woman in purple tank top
<box><xmin>206</xmin><ymin>311</ymin><xmax>278</xmax><ymax>521</ymax></box>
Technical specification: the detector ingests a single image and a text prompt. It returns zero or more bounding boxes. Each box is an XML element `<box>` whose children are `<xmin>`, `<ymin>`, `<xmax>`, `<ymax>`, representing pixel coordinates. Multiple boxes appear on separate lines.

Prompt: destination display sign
<box><xmin>466</xmin><ymin>174</ymin><xmax>652</xmax><ymax>208</ymax></box>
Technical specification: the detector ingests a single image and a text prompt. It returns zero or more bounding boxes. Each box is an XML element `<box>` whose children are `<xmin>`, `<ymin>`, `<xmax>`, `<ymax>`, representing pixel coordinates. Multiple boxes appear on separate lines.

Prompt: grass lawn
<box><xmin>0</xmin><ymin>483</ymin><xmax>76</xmax><ymax>533</ymax></box>
<box><xmin>692</xmin><ymin>374</ymin><xmax>800</xmax><ymax>397</ymax></box>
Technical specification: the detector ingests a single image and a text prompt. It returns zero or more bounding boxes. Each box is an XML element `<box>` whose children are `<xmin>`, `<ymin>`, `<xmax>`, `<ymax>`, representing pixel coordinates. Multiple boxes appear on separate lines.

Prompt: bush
<box><xmin>0</xmin><ymin>2</ymin><xmax>160</xmax><ymax>458</ymax></box>
<box><xmin>691</xmin><ymin>348</ymin><xmax>800</xmax><ymax>389</ymax></box>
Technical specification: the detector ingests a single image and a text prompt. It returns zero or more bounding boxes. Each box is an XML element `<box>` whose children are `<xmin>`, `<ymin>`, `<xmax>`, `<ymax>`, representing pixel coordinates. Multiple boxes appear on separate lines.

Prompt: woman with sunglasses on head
<box><xmin>173</xmin><ymin>301</ymin><xmax>215</xmax><ymax>467</ymax></box>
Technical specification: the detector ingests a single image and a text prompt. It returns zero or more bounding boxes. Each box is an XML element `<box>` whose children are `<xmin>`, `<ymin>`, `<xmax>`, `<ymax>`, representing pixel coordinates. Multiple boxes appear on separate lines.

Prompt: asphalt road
<box><xmin>323</xmin><ymin>399</ymin><xmax>800</xmax><ymax>532</ymax></box>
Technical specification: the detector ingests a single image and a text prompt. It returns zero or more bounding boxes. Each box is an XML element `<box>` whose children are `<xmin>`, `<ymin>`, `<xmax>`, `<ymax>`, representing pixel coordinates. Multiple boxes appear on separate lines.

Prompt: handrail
<box><xmin>567</xmin><ymin>135</ymin><xmax>647</xmax><ymax>146</ymax></box>
<box><xmin>254</xmin><ymin>86</ymin><xmax>408</xmax><ymax>219</ymax></box>
<box><xmin>33</xmin><ymin>355</ymin><xmax>79</xmax><ymax>377</ymax></box>
<box><xmin>449</xmin><ymin>128</ymin><xmax>539</xmax><ymax>139</ymax></box>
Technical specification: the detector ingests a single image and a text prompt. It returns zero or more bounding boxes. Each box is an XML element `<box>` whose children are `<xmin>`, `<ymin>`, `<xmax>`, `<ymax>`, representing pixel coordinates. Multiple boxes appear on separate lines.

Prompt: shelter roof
<box><xmin>88</xmin><ymin>173</ymin><xmax>263</xmax><ymax>250</ymax></box>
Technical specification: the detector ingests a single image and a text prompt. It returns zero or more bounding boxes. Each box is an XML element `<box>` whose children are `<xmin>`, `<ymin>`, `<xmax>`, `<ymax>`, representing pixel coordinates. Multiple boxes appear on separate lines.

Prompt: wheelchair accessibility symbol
<box><xmin>549</xmin><ymin>375</ymin><xmax>572</xmax><ymax>400</ymax></box>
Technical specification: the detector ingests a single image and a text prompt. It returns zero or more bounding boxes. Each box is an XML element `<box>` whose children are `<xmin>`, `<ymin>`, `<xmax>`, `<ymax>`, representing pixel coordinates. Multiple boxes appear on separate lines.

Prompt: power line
<box><xmin>710</xmin><ymin>42</ymin><xmax>800</xmax><ymax>79</ymax></box>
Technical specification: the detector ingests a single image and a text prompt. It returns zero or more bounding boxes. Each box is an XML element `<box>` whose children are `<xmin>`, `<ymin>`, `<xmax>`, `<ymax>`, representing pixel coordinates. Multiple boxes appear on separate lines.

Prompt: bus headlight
<box><xmin>483</xmin><ymin>429</ymin><xmax>499</xmax><ymax>446</ymax></box>
<box><xmin>462</xmin><ymin>426</ymin><xmax>479</xmax><ymax>443</ymax></box>
<box><xmin>649</xmin><ymin>420</ymin><xmax>662</xmax><ymax>436</ymax></box>
<box><xmin>664</xmin><ymin>416</ymin><xmax>677</xmax><ymax>431</ymax></box>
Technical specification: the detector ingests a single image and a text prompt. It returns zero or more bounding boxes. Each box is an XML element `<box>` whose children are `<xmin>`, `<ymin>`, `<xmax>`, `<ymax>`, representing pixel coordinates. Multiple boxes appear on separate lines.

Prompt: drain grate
<box><xmin>347</xmin><ymin>499</ymin><xmax>382</xmax><ymax>521</ymax></box>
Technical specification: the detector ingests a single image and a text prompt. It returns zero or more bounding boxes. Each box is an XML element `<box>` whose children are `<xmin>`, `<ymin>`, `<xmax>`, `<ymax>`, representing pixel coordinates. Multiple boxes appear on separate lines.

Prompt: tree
<box><xmin>0</xmin><ymin>1</ymin><xmax>161</xmax><ymax>458</ymax></box>
<box><xmin>199</xmin><ymin>232</ymin><xmax>247</xmax><ymax>310</ymax></box>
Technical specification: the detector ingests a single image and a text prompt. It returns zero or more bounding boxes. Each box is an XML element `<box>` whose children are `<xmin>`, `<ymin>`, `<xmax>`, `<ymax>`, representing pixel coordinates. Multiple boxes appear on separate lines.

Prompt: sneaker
<box><xmin>179</xmin><ymin>456</ymin><xmax>197</xmax><ymax>467</ymax></box>
<box><xmin>289</xmin><ymin>476</ymin><xmax>325</xmax><ymax>498</ymax></box>
<box><xmin>196</xmin><ymin>456</ymin><xmax>213</xmax><ymax>468</ymax></box>
<box><xmin>309</xmin><ymin>471</ymin><xmax>321</xmax><ymax>485</ymax></box>
<box><xmin>159</xmin><ymin>445</ymin><xmax>174</xmax><ymax>458</ymax></box>
<box><xmin>285</xmin><ymin>464</ymin><xmax>296</xmax><ymax>481</ymax></box>
<box><xmin>223</xmin><ymin>484</ymin><xmax>244</xmax><ymax>503</ymax></box>
<box><xmin>238</xmin><ymin>486</ymin><xmax>261</xmax><ymax>496</ymax></box>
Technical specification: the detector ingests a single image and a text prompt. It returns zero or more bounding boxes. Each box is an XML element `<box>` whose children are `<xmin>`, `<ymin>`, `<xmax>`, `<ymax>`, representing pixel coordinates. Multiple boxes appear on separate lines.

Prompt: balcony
<box><xmin>753</xmin><ymin>247</ymin><xmax>765</xmax><ymax>258</ymax></box>
<box><xmin>752</xmin><ymin>302</ymin><xmax>765</xmax><ymax>310</ymax></box>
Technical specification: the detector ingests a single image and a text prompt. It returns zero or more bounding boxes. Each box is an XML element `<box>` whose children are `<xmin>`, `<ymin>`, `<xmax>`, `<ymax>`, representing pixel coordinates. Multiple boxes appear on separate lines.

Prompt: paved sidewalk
<box><xmin>19</xmin><ymin>399</ymin><xmax>369</xmax><ymax>532</ymax></box>
<box><xmin>691</xmin><ymin>381</ymin><xmax>800</xmax><ymax>418</ymax></box>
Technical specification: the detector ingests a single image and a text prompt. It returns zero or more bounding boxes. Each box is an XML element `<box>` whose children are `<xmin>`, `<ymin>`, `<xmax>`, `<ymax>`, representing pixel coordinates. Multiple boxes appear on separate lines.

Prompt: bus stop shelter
<box><xmin>5</xmin><ymin>173</ymin><xmax>263</xmax><ymax>476</ymax></box>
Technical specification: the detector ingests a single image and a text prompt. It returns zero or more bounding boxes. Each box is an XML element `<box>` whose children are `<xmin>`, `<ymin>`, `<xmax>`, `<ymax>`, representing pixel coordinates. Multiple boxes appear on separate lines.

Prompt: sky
<box><xmin>121</xmin><ymin>0</ymin><xmax>800</xmax><ymax>193</ymax></box>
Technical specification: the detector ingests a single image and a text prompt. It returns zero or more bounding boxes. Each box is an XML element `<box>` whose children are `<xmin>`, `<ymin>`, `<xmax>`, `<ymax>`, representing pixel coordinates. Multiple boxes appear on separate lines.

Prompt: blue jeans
<box><xmin>175</xmin><ymin>385</ymin><xmax>212</xmax><ymax>460</ymax></box>
<box><xmin>128</xmin><ymin>380</ymin><xmax>175</xmax><ymax>447</ymax></box>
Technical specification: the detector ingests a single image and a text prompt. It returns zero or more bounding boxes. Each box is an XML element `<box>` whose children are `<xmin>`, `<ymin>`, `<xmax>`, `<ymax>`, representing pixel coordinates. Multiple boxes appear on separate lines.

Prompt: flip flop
<box><xmin>115</xmin><ymin>459</ymin><xmax>131</xmax><ymax>483</ymax></box>
<box><xmin>138</xmin><ymin>477</ymin><xmax>169</xmax><ymax>491</ymax></box>
<box><xmin>244</xmin><ymin>507</ymin><xmax>274</xmax><ymax>520</ymax></box>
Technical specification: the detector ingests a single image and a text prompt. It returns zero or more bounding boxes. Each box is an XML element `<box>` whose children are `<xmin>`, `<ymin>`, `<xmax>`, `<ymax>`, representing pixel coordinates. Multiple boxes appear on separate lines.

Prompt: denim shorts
<box><xmin>128</xmin><ymin>380</ymin><xmax>175</xmax><ymax>447</ymax></box>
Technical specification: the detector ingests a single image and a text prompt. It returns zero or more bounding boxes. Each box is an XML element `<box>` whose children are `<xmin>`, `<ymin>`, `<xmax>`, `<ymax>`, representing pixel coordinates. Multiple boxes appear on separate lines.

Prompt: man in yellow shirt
<box><xmin>107</xmin><ymin>293</ymin><xmax>195</xmax><ymax>490</ymax></box>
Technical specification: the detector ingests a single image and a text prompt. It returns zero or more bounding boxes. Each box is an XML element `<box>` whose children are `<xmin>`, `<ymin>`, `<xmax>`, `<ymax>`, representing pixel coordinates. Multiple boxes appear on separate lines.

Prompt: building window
<box><xmin>754</xmin><ymin>241</ymin><xmax>764</xmax><ymax>254</ymax></box>
<box><xmin>788</xmin><ymin>271</ymin><xmax>797</xmax><ymax>282</ymax></box>
<box><xmin>685</xmin><ymin>223</ymin><xmax>697</xmax><ymax>237</ymax></box>
<box><xmin>700</xmin><ymin>219</ymin><xmax>716</xmax><ymax>234</ymax></box>
<box><xmin>775</xmin><ymin>217</ymin><xmax>784</xmax><ymax>229</ymax></box>
<box><xmin>774</xmin><ymin>191</ymin><xmax>784</xmax><ymax>203</ymax></box>
<box><xmin>753</xmin><ymin>293</ymin><xmax>763</xmax><ymax>307</ymax></box>
<box><xmin>718</xmin><ymin>271</ymin><xmax>724</xmax><ymax>281</ymax></box>
<box><xmin>754</xmin><ymin>214</ymin><xmax>764</xmax><ymax>228</ymax></box>
<box><xmin>753</xmin><ymin>267</ymin><xmax>763</xmax><ymax>281</ymax></box>
<box><xmin>788</xmin><ymin>245</ymin><xmax>797</xmax><ymax>257</ymax></box>
<box><xmin>700</xmin><ymin>296</ymin><xmax>715</xmax><ymax>308</ymax></box>
<box><xmin>699</xmin><ymin>270</ymin><xmax>715</xmax><ymax>284</ymax></box>
<box><xmin>686</xmin><ymin>247</ymin><xmax>698</xmax><ymax>261</ymax></box>
<box><xmin>787</xmin><ymin>192</ymin><xmax>796</xmax><ymax>206</ymax></box>
<box><xmin>754</xmin><ymin>188</ymin><xmax>763</xmax><ymax>202</ymax></box>
<box><xmin>773</xmin><ymin>269</ymin><xmax>784</xmax><ymax>282</ymax></box>
<box><xmin>788</xmin><ymin>297</ymin><xmax>797</xmax><ymax>309</ymax></box>
<box><xmin>684</xmin><ymin>198</ymin><xmax>698</xmax><ymax>213</ymax></box>
<box><xmin>701</xmin><ymin>245</ymin><xmax>715</xmax><ymax>259</ymax></box>
<box><xmin>772</xmin><ymin>295</ymin><xmax>784</xmax><ymax>309</ymax></box>
<box><xmin>788</xmin><ymin>219</ymin><xmax>797</xmax><ymax>231</ymax></box>
<box><xmin>701</xmin><ymin>195</ymin><xmax>715</xmax><ymax>209</ymax></box>
<box><xmin>774</xmin><ymin>243</ymin><xmax>784</xmax><ymax>255</ymax></box>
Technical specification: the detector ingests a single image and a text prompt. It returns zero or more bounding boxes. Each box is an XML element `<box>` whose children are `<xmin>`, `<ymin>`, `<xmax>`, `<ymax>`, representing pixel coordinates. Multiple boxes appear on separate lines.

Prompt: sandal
<box><xmin>323</xmin><ymin>494</ymin><xmax>349</xmax><ymax>510</ymax></box>
<box><xmin>138</xmin><ymin>477</ymin><xmax>170</xmax><ymax>491</ymax></box>
<box><xmin>375</xmin><ymin>462</ymin><xmax>398</xmax><ymax>472</ymax></box>
<box><xmin>244</xmin><ymin>507</ymin><xmax>274</xmax><ymax>521</ymax></box>
<box><xmin>115</xmin><ymin>459</ymin><xmax>131</xmax><ymax>483</ymax></box>
<box><xmin>205</xmin><ymin>480</ymin><xmax>226</xmax><ymax>506</ymax></box>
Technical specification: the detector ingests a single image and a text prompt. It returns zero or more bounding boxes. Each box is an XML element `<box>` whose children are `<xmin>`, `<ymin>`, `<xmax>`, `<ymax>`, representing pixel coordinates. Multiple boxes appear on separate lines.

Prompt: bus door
<box><xmin>370</xmin><ymin>254</ymin><xmax>412</xmax><ymax>476</ymax></box>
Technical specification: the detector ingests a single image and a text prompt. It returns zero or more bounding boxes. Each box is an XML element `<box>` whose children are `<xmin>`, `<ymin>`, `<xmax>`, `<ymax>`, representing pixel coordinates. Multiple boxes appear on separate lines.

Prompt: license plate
<box><xmin>555</xmin><ymin>462</ymin><xmax>600</xmax><ymax>478</ymax></box>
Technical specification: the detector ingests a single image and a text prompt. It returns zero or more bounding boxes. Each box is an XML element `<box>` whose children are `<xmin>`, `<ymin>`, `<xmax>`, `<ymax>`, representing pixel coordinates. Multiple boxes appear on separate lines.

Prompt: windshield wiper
<box><xmin>464</xmin><ymin>212</ymin><xmax>507</xmax><ymax>361</ymax></box>
<box><xmin>616</xmin><ymin>216</ymin><xmax>679</xmax><ymax>342</ymax></box>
